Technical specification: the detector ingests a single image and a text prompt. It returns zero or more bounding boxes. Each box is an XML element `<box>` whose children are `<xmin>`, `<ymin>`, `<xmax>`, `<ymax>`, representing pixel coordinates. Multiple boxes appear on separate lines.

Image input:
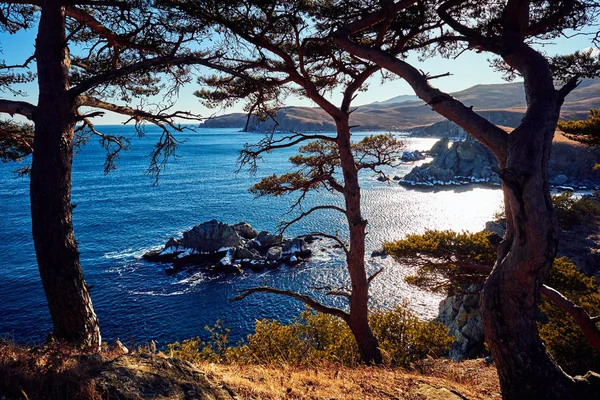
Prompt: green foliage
<box><xmin>0</xmin><ymin>120</ymin><xmax>33</xmax><ymax>163</ymax></box>
<box><xmin>168</xmin><ymin>306</ymin><xmax>452</xmax><ymax>367</ymax></box>
<box><xmin>552</xmin><ymin>191</ymin><xmax>600</xmax><ymax>228</ymax></box>
<box><xmin>370</xmin><ymin>305</ymin><xmax>453</xmax><ymax>366</ymax></box>
<box><xmin>538</xmin><ymin>257</ymin><xmax>600</xmax><ymax>375</ymax></box>
<box><xmin>557</xmin><ymin>109</ymin><xmax>600</xmax><ymax>147</ymax></box>
<box><xmin>249</xmin><ymin>134</ymin><xmax>404</xmax><ymax>198</ymax></box>
<box><xmin>167</xmin><ymin>320</ymin><xmax>230</xmax><ymax>363</ymax></box>
<box><xmin>383</xmin><ymin>230</ymin><xmax>495</xmax><ymax>294</ymax></box>
<box><xmin>385</xmin><ymin>227</ymin><xmax>600</xmax><ymax>374</ymax></box>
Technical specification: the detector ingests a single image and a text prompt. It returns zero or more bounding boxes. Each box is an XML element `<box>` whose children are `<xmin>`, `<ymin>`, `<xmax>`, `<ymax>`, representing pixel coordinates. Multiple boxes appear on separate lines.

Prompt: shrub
<box><xmin>538</xmin><ymin>257</ymin><xmax>600</xmax><ymax>375</ymax></box>
<box><xmin>169</xmin><ymin>306</ymin><xmax>452</xmax><ymax>367</ymax></box>
<box><xmin>167</xmin><ymin>320</ymin><xmax>230</xmax><ymax>363</ymax></box>
<box><xmin>553</xmin><ymin>191</ymin><xmax>600</xmax><ymax>228</ymax></box>
<box><xmin>370</xmin><ymin>305</ymin><xmax>453</xmax><ymax>366</ymax></box>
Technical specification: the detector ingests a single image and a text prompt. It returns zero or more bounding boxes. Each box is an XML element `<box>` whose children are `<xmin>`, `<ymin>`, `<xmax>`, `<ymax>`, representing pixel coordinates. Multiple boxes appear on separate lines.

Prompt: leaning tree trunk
<box><xmin>30</xmin><ymin>1</ymin><xmax>101</xmax><ymax>350</ymax></box>
<box><xmin>480</xmin><ymin>43</ymin><xmax>598</xmax><ymax>399</ymax></box>
<box><xmin>336</xmin><ymin>118</ymin><xmax>383</xmax><ymax>365</ymax></box>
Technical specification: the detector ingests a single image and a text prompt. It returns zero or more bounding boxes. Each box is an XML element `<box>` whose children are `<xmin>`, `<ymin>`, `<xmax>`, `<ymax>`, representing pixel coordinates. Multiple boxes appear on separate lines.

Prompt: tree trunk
<box><xmin>336</xmin><ymin>118</ymin><xmax>383</xmax><ymax>365</ymax></box>
<box><xmin>30</xmin><ymin>0</ymin><xmax>100</xmax><ymax>350</ymax></box>
<box><xmin>480</xmin><ymin>43</ymin><xmax>598</xmax><ymax>399</ymax></box>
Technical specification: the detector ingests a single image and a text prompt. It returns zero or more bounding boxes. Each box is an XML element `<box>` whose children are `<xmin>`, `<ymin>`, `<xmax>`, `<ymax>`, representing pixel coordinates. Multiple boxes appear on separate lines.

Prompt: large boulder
<box><xmin>182</xmin><ymin>220</ymin><xmax>243</xmax><ymax>253</ymax></box>
<box><xmin>255</xmin><ymin>231</ymin><xmax>282</xmax><ymax>248</ymax></box>
<box><xmin>233</xmin><ymin>222</ymin><xmax>259</xmax><ymax>240</ymax></box>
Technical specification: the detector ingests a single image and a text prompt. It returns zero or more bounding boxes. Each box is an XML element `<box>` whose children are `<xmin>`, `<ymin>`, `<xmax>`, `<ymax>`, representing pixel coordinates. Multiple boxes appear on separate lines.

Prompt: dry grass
<box><xmin>198</xmin><ymin>358</ymin><xmax>501</xmax><ymax>400</ymax></box>
<box><xmin>0</xmin><ymin>339</ymin><xmax>123</xmax><ymax>400</ymax></box>
<box><xmin>0</xmin><ymin>339</ymin><xmax>501</xmax><ymax>400</ymax></box>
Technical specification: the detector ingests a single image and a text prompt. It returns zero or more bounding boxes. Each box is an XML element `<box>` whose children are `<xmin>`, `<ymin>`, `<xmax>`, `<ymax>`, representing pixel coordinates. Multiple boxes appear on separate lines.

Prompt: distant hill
<box><xmin>201</xmin><ymin>79</ymin><xmax>600</xmax><ymax>132</ymax></box>
<box><xmin>377</xmin><ymin>94</ymin><xmax>419</xmax><ymax>104</ymax></box>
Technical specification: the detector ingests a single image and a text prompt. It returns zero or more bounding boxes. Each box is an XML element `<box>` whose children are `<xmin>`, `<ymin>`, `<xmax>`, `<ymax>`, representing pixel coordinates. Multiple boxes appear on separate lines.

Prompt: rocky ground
<box><xmin>143</xmin><ymin>220</ymin><xmax>313</xmax><ymax>275</ymax></box>
<box><xmin>0</xmin><ymin>340</ymin><xmax>501</xmax><ymax>400</ymax></box>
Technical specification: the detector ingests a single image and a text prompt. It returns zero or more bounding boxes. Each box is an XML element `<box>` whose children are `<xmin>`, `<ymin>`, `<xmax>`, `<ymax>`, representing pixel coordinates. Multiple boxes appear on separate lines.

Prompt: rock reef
<box><xmin>143</xmin><ymin>220</ymin><xmax>312</xmax><ymax>275</ymax></box>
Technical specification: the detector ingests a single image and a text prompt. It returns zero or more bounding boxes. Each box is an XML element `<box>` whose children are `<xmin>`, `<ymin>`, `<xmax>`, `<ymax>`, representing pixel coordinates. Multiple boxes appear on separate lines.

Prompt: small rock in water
<box><xmin>143</xmin><ymin>220</ymin><xmax>311</xmax><ymax>275</ymax></box>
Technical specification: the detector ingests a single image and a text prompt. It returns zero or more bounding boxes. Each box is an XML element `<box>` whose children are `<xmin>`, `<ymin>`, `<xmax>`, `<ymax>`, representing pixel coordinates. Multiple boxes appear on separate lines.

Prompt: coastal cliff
<box><xmin>400</xmin><ymin>133</ymin><xmax>600</xmax><ymax>190</ymax></box>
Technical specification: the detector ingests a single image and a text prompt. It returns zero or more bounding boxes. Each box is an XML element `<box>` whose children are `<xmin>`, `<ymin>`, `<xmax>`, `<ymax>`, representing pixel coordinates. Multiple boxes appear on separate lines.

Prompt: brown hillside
<box><xmin>202</xmin><ymin>79</ymin><xmax>600</xmax><ymax>132</ymax></box>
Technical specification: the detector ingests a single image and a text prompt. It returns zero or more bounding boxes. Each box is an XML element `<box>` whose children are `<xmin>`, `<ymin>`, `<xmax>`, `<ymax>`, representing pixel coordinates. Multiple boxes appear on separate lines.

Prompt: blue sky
<box><xmin>1</xmin><ymin>23</ymin><xmax>597</xmax><ymax>125</ymax></box>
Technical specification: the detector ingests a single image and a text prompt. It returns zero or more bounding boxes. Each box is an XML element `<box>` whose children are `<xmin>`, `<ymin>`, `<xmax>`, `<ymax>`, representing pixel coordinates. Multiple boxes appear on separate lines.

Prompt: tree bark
<box><xmin>334</xmin><ymin>4</ymin><xmax>600</xmax><ymax>396</ymax></box>
<box><xmin>336</xmin><ymin>117</ymin><xmax>383</xmax><ymax>365</ymax></box>
<box><xmin>30</xmin><ymin>0</ymin><xmax>100</xmax><ymax>350</ymax></box>
<box><xmin>480</xmin><ymin>42</ymin><xmax>598</xmax><ymax>400</ymax></box>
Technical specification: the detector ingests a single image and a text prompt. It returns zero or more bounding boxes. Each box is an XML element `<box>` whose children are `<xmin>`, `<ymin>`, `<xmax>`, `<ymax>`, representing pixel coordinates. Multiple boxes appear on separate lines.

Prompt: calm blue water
<box><xmin>0</xmin><ymin>126</ymin><xmax>503</xmax><ymax>347</ymax></box>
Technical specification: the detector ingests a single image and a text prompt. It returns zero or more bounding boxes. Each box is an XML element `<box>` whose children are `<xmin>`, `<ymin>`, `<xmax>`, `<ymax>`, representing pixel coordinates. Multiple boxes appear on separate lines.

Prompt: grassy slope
<box><xmin>200</xmin><ymin>359</ymin><xmax>500</xmax><ymax>400</ymax></box>
<box><xmin>0</xmin><ymin>341</ymin><xmax>500</xmax><ymax>400</ymax></box>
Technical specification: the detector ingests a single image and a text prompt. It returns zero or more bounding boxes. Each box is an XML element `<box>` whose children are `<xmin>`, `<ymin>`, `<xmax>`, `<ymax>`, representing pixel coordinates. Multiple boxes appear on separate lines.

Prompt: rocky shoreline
<box><xmin>399</xmin><ymin>135</ymin><xmax>600</xmax><ymax>190</ymax></box>
<box><xmin>143</xmin><ymin>220</ymin><xmax>312</xmax><ymax>275</ymax></box>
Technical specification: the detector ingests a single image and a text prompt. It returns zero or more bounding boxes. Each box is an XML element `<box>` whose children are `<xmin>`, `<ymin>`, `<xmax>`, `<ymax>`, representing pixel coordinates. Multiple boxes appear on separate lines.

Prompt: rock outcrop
<box><xmin>143</xmin><ymin>220</ymin><xmax>311</xmax><ymax>275</ymax></box>
<box><xmin>401</xmin><ymin>134</ymin><xmax>600</xmax><ymax>189</ymax></box>
<box><xmin>95</xmin><ymin>354</ymin><xmax>235</xmax><ymax>400</ymax></box>
<box><xmin>437</xmin><ymin>286</ymin><xmax>485</xmax><ymax>361</ymax></box>
<box><xmin>401</xmin><ymin>137</ymin><xmax>501</xmax><ymax>187</ymax></box>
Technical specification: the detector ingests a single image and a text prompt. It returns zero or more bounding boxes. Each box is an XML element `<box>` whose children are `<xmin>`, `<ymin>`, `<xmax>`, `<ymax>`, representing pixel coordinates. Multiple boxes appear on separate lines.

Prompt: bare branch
<box><xmin>541</xmin><ymin>284</ymin><xmax>600</xmax><ymax>354</ymax></box>
<box><xmin>0</xmin><ymin>99</ymin><xmax>36</xmax><ymax>120</ymax></box>
<box><xmin>238</xmin><ymin>131</ymin><xmax>335</xmax><ymax>173</ymax></box>
<box><xmin>558</xmin><ymin>75</ymin><xmax>582</xmax><ymax>101</ymax></box>
<box><xmin>278</xmin><ymin>205</ymin><xmax>347</xmax><ymax>235</ymax></box>
<box><xmin>334</xmin><ymin>32</ymin><xmax>508</xmax><ymax>161</ymax></box>
<box><xmin>367</xmin><ymin>268</ymin><xmax>384</xmax><ymax>285</ymax></box>
<box><xmin>76</xmin><ymin>117</ymin><xmax>130</xmax><ymax>173</ymax></box>
<box><xmin>231</xmin><ymin>286</ymin><xmax>349</xmax><ymax>321</ymax></box>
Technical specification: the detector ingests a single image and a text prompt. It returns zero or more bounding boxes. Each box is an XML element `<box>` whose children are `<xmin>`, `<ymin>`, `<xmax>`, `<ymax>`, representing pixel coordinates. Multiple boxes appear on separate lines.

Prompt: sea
<box><xmin>0</xmin><ymin>126</ymin><xmax>504</xmax><ymax>347</ymax></box>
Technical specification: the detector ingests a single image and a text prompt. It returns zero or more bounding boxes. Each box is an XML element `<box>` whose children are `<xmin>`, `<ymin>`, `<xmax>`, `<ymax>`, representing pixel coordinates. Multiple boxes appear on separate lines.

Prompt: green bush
<box><xmin>384</xmin><ymin>227</ymin><xmax>600</xmax><ymax>374</ymax></box>
<box><xmin>168</xmin><ymin>306</ymin><xmax>452</xmax><ymax>367</ymax></box>
<box><xmin>538</xmin><ymin>257</ymin><xmax>600</xmax><ymax>375</ymax></box>
<box><xmin>370</xmin><ymin>305</ymin><xmax>453</xmax><ymax>366</ymax></box>
<box><xmin>553</xmin><ymin>191</ymin><xmax>600</xmax><ymax>228</ymax></box>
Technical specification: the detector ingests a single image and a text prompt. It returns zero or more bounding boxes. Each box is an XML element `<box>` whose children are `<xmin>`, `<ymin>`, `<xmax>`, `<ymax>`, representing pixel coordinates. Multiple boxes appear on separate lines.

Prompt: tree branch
<box><xmin>0</xmin><ymin>99</ymin><xmax>36</xmax><ymax>120</ymax></box>
<box><xmin>558</xmin><ymin>74</ymin><xmax>582</xmax><ymax>102</ymax></box>
<box><xmin>231</xmin><ymin>286</ymin><xmax>349</xmax><ymax>321</ymax></box>
<box><xmin>367</xmin><ymin>268</ymin><xmax>384</xmax><ymax>285</ymax></box>
<box><xmin>65</xmin><ymin>5</ymin><xmax>158</xmax><ymax>53</ymax></box>
<box><xmin>334</xmin><ymin>32</ymin><xmax>508</xmax><ymax>161</ymax></box>
<box><xmin>298</xmin><ymin>232</ymin><xmax>349</xmax><ymax>255</ymax></box>
<box><xmin>69</xmin><ymin>53</ymin><xmax>224</xmax><ymax>96</ymax></box>
<box><xmin>541</xmin><ymin>284</ymin><xmax>600</xmax><ymax>354</ymax></box>
<box><xmin>278</xmin><ymin>205</ymin><xmax>346</xmax><ymax>235</ymax></box>
<box><xmin>453</xmin><ymin>261</ymin><xmax>600</xmax><ymax>353</ymax></box>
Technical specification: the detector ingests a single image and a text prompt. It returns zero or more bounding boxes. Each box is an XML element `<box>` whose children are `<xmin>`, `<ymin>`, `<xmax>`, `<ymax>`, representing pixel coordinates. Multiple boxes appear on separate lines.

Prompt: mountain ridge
<box><xmin>201</xmin><ymin>79</ymin><xmax>600</xmax><ymax>132</ymax></box>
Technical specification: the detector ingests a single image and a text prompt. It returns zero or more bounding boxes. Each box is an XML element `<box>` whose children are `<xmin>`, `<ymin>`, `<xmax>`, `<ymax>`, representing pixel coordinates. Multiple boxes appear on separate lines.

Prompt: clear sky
<box><xmin>1</xmin><ymin>21</ymin><xmax>597</xmax><ymax>125</ymax></box>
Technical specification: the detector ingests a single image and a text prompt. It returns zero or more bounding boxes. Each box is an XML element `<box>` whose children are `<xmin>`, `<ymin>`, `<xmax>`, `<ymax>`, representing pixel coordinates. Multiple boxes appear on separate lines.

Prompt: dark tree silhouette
<box><xmin>0</xmin><ymin>0</ymin><xmax>225</xmax><ymax>350</ymax></box>
<box><xmin>334</xmin><ymin>0</ymin><xmax>600</xmax><ymax>397</ymax></box>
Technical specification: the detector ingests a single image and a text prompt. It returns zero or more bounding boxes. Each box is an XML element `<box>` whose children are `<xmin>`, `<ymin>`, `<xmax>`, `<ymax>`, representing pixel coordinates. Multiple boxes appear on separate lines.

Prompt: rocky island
<box><xmin>143</xmin><ymin>220</ymin><xmax>312</xmax><ymax>274</ymax></box>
